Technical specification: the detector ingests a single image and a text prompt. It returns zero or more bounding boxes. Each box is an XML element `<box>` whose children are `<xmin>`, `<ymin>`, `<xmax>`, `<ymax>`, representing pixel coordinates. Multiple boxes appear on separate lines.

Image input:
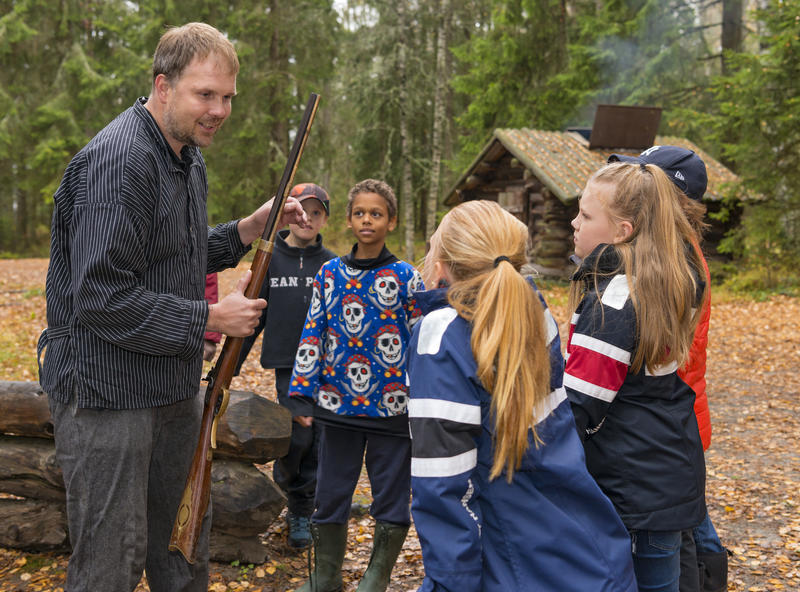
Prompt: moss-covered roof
<box><xmin>445</xmin><ymin>129</ymin><xmax>741</xmax><ymax>206</ymax></box>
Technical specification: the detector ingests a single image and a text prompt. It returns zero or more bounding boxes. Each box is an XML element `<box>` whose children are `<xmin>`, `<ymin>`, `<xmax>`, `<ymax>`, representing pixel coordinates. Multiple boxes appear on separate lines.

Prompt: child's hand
<box><xmin>293</xmin><ymin>415</ymin><xmax>313</xmax><ymax>427</ymax></box>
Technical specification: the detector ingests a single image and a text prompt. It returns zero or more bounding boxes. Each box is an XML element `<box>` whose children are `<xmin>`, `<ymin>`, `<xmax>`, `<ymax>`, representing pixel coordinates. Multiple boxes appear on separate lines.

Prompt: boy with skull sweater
<box><xmin>289</xmin><ymin>179</ymin><xmax>423</xmax><ymax>592</ymax></box>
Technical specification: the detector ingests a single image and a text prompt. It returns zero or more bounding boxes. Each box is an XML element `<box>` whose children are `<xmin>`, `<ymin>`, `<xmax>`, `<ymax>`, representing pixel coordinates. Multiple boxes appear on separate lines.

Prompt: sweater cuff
<box><xmin>285</xmin><ymin>394</ymin><xmax>315</xmax><ymax>417</ymax></box>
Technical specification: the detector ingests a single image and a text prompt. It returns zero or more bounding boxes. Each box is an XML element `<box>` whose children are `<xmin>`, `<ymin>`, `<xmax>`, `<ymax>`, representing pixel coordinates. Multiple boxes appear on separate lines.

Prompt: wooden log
<box><xmin>210</xmin><ymin>460</ymin><xmax>286</xmax><ymax>538</ymax></box>
<box><xmin>0</xmin><ymin>442</ymin><xmax>286</xmax><ymax>535</ymax></box>
<box><xmin>0</xmin><ymin>381</ymin><xmax>52</xmax><ymax>438</ymax></box>
<box><xmin>463</xmin><ymin>174</ymin><xmax>483</xmax><ymax>190</ymax></box>
<box><xmin>536</xmin><ymin>238</ymin><xmax>573</xmax><ymax>254</ymax></box>
<box><xmin>0</xmin><ymin>436</ymin><xmax>64</xmax><ymax>501</ymax></box>
<box><xmin>0</xmin><ymin>498</ymin><xmax>69</xmax><ymax>551</ymax></box>
<box><xmin>0</xmin><ymin>457</ymin><xmax>286</xmax><ymax>562</ymax></box>
<box><xmin>0</xmin><ymin>382</ymin><xmax>292</xmax><ymax>464</ymax></box>
<box><xmin>0</xmin><ymin>494</ymin><xmax>273</xmax><ymax>563</ymax></box>
<box><xmin>528</xmin><ymin>192</ymin><xmax>545</xmax><ymax>205</ymax></box>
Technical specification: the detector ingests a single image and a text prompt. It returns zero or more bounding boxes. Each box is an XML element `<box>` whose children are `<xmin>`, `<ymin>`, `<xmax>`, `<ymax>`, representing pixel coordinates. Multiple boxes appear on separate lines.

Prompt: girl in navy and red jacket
<box><xmin>565</xmin><ymin>162</ymin><xmax>708</xmax><ymax>592</ymax></box>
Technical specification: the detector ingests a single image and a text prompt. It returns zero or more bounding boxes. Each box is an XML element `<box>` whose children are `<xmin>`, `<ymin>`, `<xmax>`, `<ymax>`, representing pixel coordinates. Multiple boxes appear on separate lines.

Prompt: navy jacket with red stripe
<box><xmin>564</xmin><ymin>245</ymin><xmax>706</xmax><ymax>532</ymax></box>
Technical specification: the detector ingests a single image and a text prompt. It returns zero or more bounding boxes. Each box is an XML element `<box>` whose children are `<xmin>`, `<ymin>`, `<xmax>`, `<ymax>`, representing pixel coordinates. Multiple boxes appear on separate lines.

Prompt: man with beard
<box><xmin>38</xmin><ymin>22</ymin><xmax>308</xmax><ymax>592</ymax></box>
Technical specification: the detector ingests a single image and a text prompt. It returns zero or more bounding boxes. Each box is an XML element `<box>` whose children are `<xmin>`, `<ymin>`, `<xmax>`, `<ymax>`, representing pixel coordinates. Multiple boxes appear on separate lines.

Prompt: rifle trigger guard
<box><xmin>210</xmin><ymin>387</ymin><xmax>230</xmax><ymax>450</ymax></box>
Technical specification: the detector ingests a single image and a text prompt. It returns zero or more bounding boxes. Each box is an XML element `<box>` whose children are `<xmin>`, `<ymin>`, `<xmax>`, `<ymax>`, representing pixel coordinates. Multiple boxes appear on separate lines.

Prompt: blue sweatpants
<box><xmin>313</xmin><ymin>423</ymin><xmax>411</xmax><ymax>526</ymax></box>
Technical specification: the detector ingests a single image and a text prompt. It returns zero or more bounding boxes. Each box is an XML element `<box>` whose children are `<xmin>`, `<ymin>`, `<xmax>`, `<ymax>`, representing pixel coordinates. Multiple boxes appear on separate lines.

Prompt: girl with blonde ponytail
<box><xmin>565</xmin><ymin>162</ymin><xmax>709</xmax><ymax>592</ymax></box>
<box><xmin>407</xmin><ymin>200</ymin><xmax>636</xmax><ymax>591</ymax></box>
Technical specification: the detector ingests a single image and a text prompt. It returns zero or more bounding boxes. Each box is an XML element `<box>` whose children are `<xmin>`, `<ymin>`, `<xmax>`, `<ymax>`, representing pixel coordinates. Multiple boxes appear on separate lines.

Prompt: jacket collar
<box><xmin>570</xmin><ymin>244</ymin><xmax>621</xmax><ymax>283</ymax></box>
<box><xmin>414</xmin><ymin>287</ymin><xmax>450</xmax><ymax>315</ymax></box>
<box><xmin>342</xmin><ymin>244</ymin><xmax>397</xmax><ymax>270</ymax></box>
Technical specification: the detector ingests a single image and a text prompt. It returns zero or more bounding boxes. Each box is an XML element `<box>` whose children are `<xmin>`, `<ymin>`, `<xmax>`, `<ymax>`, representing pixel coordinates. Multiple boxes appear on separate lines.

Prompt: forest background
<box><xmin>1</xmin><ymin>0</ymin><xmax>800</xmax><ymax>290</ymax></box>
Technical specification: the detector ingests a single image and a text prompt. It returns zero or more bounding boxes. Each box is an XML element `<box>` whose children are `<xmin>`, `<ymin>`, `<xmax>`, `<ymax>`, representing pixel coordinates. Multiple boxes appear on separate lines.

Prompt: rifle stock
<box><xmin>169</xmin><ymin>92</ymin><xmax>321</xmax><ymax>563</ymax></box>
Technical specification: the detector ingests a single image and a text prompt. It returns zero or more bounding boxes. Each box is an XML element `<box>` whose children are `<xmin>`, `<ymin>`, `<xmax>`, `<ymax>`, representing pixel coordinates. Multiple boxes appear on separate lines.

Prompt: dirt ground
<box><xmin>0</xmin><ymin>259</ymin><xmax>798</xmax><ymax>591</ymax></box>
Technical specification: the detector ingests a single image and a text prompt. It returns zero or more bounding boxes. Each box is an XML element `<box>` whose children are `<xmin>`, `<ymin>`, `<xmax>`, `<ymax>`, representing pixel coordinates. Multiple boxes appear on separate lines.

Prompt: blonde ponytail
<box><xmin>429</xmin><ymin>201</ymin><xmax>551</xmax><ymax>481</ymax></box>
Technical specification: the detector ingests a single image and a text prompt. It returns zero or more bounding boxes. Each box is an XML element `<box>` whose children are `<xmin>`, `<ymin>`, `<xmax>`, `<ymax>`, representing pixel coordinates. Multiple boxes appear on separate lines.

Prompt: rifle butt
<box><xmin>168</xmin><ymin>396</ymin><xmax>215</xmax><ymax>563</ymax></box>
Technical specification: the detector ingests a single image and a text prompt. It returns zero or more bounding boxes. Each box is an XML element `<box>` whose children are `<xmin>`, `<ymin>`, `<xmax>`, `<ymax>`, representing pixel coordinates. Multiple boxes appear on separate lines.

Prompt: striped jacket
<box><xmin>408</xmin><ymin>285</ymin><xmax>636</xmax><ymax>592</ymax></box>
<box><xmin>564</xmin><ymin>245</ymin><xmax>706</xmax><ymax>531</ymax></box>
<box><xmin>39</xmin><ymin>98</ymin><xmax>248</xmax><ymax>409</ymax></box>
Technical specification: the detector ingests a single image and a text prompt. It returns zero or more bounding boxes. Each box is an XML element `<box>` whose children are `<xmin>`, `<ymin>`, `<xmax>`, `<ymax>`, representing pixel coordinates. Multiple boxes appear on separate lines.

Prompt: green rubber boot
<box><xmin>355</xmin><ymin>521</ymin><xmax>409</xmax><ymax>592</ymax></box>
<box><xmin>296</xmin><ymin>522</ymin><xmax>348</xmax><ymax>592</ymax></box>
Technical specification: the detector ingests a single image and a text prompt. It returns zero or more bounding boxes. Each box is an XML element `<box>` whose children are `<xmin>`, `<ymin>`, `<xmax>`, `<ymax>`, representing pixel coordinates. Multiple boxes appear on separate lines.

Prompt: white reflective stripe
<box><xmin>544</xmin><ymin>308</ymin><xmax>559</xmax><ymax>345</ymax></box>
<box><xmin>645</xmin><ymin>360</ymin><xmax>679</xmax><ymax>376</ymax></box>
<box><xmin>570</xmin><ymin>332</ymin><xmax>631</xmax><ymax>365</ymax></box>
<box><xmin>411</xmin><ymin>449</ymin><xmax>477</xmax><ymax>478</ymax></box>
<box><xmin>409</xmin><ymin>398</ymin><xmax>481</xmax><ymax>425</ymax></box>
<box><xmin>533</xmin><ymin>387</ymin><xmax>568</xmax><ymax>425</ymax></box>
<box><xmin>601</xmin><ymin>274</ymin><xmax>630</xmax><ymax>310</ymax></box>
<box><xmin>417</xmin><ymin>307</ymin><xmax>458</xmax><ymax>355</ymax></box>
<box><xmin>564</xmin><ymin>372</ymin><xmax>617</xmax><ymax>403</ymax></box>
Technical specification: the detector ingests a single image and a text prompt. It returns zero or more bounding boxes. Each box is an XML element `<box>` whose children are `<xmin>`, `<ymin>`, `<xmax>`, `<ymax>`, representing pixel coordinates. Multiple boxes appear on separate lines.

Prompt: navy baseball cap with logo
<box><xmin>608</xmin><ymin>145</ymin><xmax>708</xmax><ymax>201</ymax></box>
<box><xmin>289</xmin><ymin>182</ymin><xmax>330</xmax><ymax>215</ymax></box>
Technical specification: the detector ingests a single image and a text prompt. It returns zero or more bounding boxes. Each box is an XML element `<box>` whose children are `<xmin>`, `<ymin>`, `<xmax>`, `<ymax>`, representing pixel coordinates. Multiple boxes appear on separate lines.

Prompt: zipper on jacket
<box><xmin>300</xmin><ymin>253</ymin><xmax>304</xmax><ymax>269</ymax></box>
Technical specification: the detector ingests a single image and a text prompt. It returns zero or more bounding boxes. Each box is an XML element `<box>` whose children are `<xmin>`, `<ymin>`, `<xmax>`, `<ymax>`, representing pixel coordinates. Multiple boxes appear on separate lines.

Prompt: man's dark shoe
<box><xmin>287</xmin><ymin>513</ymin><xmax>312</xmax><ymax>549</ymax></box>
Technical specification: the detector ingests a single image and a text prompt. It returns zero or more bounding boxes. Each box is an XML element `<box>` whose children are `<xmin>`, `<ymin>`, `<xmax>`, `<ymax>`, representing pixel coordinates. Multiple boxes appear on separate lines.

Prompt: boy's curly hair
<box><xmin>347</xmin><ymin>179</ymin><xmax>397</xmax><ymax>219</ymax></box>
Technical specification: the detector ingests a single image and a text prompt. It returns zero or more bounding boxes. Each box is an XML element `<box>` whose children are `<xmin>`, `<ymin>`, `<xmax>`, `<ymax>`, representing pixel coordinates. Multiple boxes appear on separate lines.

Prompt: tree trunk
<box><xmin>426</xmin><ymin>0</ymin><xmax>450</xmax><ymax>242</ymax></box>
<box><xmin>269</xmin><ymin>0</ymin><xmax>289</xmax><ymax>193</ymax></box>
<box><xmin>721</xmin><ymin>0</ymin><xmax>743</xmax><ymax>75</ymax></box>
<box><xmin>398</xmin><ymin>0</ymin><xmax>416</xmax><ymax>262</ymax></box>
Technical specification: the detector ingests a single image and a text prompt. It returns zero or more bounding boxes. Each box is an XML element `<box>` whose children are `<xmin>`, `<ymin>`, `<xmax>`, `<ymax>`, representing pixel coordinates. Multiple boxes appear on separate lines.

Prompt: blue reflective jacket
<box><xmin>408</xmin><ymin>284</ymin><xmax>636</xmax><ymax>592</ymax></box>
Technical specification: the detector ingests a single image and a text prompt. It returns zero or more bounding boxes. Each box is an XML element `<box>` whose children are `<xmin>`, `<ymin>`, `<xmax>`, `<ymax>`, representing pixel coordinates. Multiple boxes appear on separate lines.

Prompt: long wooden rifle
<box><xmin>169</xmin><ymin>92</ymin><xmax>321</xmax><ymax>563</ymax></box>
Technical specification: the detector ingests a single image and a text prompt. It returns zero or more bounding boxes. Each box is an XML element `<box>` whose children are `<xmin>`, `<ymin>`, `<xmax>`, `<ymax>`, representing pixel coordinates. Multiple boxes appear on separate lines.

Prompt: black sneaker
<box><xmin>287</xmin><ymin>513</ymin><xmax>312</xmax><ymax>549</ymax></box>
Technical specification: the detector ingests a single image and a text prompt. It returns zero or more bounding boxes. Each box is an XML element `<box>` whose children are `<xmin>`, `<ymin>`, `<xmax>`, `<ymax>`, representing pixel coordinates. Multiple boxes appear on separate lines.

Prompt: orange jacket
<box><xmin>678</xmin><ymin>249</ymin><xmax>711</xmax><ymax>450</ymax></box>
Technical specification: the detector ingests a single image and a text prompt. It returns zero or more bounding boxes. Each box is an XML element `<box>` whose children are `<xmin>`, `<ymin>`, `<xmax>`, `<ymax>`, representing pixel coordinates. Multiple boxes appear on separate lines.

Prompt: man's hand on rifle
<box><xmin>237</xmin><ymin>196</ymin><xmax>310</xmax><ymax>246</ymax></box>
<box><xmin>206</xmin><ymin>270</ymin><xmax>267</xmax><ymax>337</ymax></box>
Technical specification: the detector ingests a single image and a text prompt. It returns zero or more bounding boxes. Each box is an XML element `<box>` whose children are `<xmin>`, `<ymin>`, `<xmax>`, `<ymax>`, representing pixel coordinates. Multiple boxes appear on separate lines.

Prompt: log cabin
<box><xmin>444</xmin><ymin>105</ymin><xmax>743</xmax><ymax>277</ymax></box>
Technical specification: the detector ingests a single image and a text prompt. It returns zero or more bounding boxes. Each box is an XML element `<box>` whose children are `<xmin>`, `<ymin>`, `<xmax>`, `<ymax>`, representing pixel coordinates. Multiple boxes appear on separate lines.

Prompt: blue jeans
<box><xmin>693</xmin><ymin>512</ymin><xmax>724</xmax><ymax>553</ymax></box>
<box><xmin>631</xmin><ymin>529</ymin><xmax>682</xmax><ymax>592</ymax></box>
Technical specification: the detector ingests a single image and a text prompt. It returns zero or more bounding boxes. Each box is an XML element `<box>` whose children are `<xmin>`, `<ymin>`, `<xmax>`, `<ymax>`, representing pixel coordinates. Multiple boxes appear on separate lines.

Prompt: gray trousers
<box><xmin>49</xmin><ymin>392</ymin><xmax>211</xmax><ymax>592</ymax></box>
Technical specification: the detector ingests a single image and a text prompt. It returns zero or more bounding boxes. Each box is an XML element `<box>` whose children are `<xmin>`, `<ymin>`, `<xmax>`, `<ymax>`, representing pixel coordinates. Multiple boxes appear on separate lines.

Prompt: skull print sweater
<box><xmin>289</xmin><ymin>245</ymin><xmax>424</xmax><ymax>436</ymax></box>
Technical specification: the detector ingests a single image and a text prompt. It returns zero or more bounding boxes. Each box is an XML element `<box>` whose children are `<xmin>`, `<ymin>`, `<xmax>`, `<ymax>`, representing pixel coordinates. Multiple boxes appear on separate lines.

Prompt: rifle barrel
<box><xmin>169</xmin><ymin>92</ymin><xmax>321</xmax><ymax>563</ymax></box>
